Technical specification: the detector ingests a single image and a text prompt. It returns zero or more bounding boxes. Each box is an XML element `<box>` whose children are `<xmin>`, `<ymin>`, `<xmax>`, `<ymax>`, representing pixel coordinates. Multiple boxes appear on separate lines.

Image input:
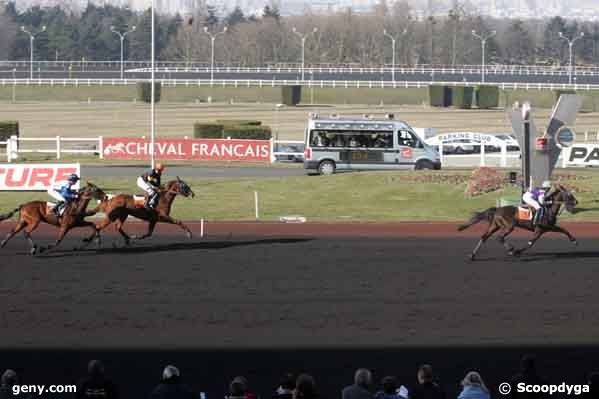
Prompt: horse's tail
<box><xmin>457</xmin><ymin>207</ymin><xmax>497</xmax><ymax>231</ymax></box>
<box><xmin>0</xmin><ymin>206</ymin><xmax>21</xmax><ymax>223</ymax></box>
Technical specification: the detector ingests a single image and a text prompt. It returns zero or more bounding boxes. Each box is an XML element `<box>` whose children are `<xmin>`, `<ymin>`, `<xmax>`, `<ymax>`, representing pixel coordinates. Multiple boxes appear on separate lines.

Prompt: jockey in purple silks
<box><xmin>522</xmin><ymin>180</ymin><xmax>552</xmax><ymax>226</ymax></box>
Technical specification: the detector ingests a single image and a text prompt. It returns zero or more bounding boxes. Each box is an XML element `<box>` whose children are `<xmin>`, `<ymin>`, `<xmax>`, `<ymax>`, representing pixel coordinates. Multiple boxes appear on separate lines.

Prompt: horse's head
<box><xmin>550</xmin><ymin>183</ymin><xmax>578</xmax><ymax>213</ymax></box>
<box><xmin>166</xmin><ymin>177</ymin><xmax>195</xmax><ymax>198</ymax></box>
<box><xmin>79</xmin><ymin>182</ymin><xmax>108</xmax><ymax>201</ymax></box>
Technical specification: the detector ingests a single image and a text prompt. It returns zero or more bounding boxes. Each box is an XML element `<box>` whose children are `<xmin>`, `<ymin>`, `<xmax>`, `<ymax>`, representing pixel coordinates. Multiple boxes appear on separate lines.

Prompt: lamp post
<box><xmin>471</xmin><ymin>30</ymin><xmax>496</xmax><ymax>84</ymax></box>
<box><xmin>204</xmin><ymin>26</ymin><xmax>228</xmax><ymax>83</ymax></box>
<box><xmin>150</xmin><ymin>0</ymin><xmax>156</xmax><ymax>168</ymax></box>
<box><xmin>110</xmin><ymin>25</ymin><xmax>136</xmax><ymax>79</ymax></box>
<box><xmin>383</xmin><ymin>29</ymin><xmax>407</xmax><ymax>83</ymax></box>
<box><xmin>12</xmin><ymin>68</ymin><xmax>16</xmax><ymax>103</ymax></box>
<box><xmin>559</xmin><ymin>31</ymin><xmax>585</xmax><ymax>85</ymax></box>
<box><xmin>21</xmin><ymin>25</ymin><xmax>46</xmax><ymax>79</ymax></box>
<box><xmin>292</xmin><ymin>27</ymin><xmax>318</xmax><ymax>81</ymax></box>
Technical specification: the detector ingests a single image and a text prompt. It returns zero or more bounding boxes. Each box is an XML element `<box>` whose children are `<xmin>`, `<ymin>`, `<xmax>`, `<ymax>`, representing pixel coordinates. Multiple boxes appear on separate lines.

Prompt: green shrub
<box><xmin>223</xmin><ymin>125</ymin><xmax>272</xmax><ymax>140</ymax></box>
<box><xmin>282</xmin><ymin>86</ymin><xmax>302</xmax><ymax>106</ymax></box>
<box><xmin>452</xmin><ymin>86</ymin><xmax>474</xmax><ymax>109</ymax></box>
<box><xmin>215</xmin><ymin>120</ymin><xmax>262</xmax><ymax>126</ymax></box>
<box><xmin>137</xmin><ymin>82</ymin><xmax>162</xmax><ymax>103</ymax></box>
<box><xmin>477</xmin><ymin>85</ymin><xmax>500</xmax><ymax>109</ymax></box>
<box><xmin>0</xmin><ymin>121</ymin><xmax>19</xmax><ymax>141</ymax></box>
<box><xmin>193</xmin><ymin>123</ymin><xmax>224</xmax><ymax>138</ymax></box>
<box><xmin>428</xmin><ymin>85</ymin><xmax>452</xmax><ymax>107</ymax></box>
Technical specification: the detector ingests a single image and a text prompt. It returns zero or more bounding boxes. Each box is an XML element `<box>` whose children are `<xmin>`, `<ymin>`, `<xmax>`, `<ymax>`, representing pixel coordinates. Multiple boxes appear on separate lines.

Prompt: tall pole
<box><xmin>111</xmin><ymin>25</ymin><xmax>136</xmax><ymax>79</ymax></box>
<box><xmin>472</xmin><ymin>30</ymin><xmax>496</xmax><ymax>84</ymax></box>
<box><xmin>204</xmin><ymin>26</ymin><xmax>228</xmax><ymax>83</ymax></box>
<box><xmin>383</xmin><ymin>30</ymin><xmax>396</xmax><ymax>82</ymax></box>
<box><xmin>21</xmin><ymin>25</ymin><xmax>46</xmax><ymax>79</ymax></box>
<box><xmin>559</xmin><ymin>31</ymin><xmax>585</xmax><ymax>85</ymax></box>
<box><xmin>292</xmin><ymin>27</ymin><xmax>318</xmax><ymax>81</ymax></box>
<box><xmin>151</xmin><ymin>0</ymin><xmax>155</xmax><ymax>169</ymax></box>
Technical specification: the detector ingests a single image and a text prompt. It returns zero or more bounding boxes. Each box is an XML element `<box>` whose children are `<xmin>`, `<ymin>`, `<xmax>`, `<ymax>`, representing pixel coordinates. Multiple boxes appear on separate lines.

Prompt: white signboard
<box><xmin>563</xmin><ymin>144</ymin><xmax>599</xmax><ymax>167</ymax></box>
<box><xmin>0</xmin><ymin>163</ymin><xmax>81</xmax><ymax>191</ymax></box>
<box><xmin>425</xmin><ymin>132</ymin><xmax>504</xmax><ymax>146</ymax></box>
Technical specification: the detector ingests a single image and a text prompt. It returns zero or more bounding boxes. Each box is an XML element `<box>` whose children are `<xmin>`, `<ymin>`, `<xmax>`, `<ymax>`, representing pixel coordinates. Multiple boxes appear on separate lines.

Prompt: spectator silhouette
<box><xmin>149</xmin><ymin>365</ymin><xmax>194</xmax><ymax>399</ymax></box>
<box><xmin>374</xmin><ymin>376</ymin><xmax>408</xmax><ymax>399</ymax></box>
<box><xmin>295</xmin><ymin>374</ymin><xmax>317</xmax><ymax>399</ymax></box>
<box><xmin>0</xmin><ymin>369</ymin><xmax>30</xmax><ymax>399</ymax></box>
<box><xmin>508</xmin><ymin>355</ymin><xmax>549</xmax><ymax>399</ymax></box>
<box><xmin>76</xmin><ymin>360</ymin><xmax>119</xmax><ymax>399</ymax></box>
<box><xmin>342</xmin><ymin>369</ymin><xmax>373</xmax><ymax>399</ymax></box>
<box><xmin>411</xmin><ymin>365</ymin><xmax>445</xmax><ymax>399</ymax></box>
<box><xmin>226</xmin><ymin>376</ymin><xmax>258</xmax><ymax>399</ymax></box>
<box><xmin>457</xmin><ymin>372</ymin><xmax>489</xmax><ymax>399</ymax></box>
<box><xmin>274</xmin><ymin>373</ymin><xmax>295</xmax><ymax>399</ymax></box>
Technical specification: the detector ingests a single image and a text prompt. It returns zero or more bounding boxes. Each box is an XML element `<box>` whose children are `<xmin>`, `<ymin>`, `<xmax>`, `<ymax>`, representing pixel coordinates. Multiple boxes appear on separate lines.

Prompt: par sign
<box><xmin>0</xmin><ymin>164</ymin><xmax>80</xmax><ymax>191</ymax></box>
<box><xmin>564</xmin><ymin>144</ymin><xmax>599</xmax><ymax>166</ymax></box>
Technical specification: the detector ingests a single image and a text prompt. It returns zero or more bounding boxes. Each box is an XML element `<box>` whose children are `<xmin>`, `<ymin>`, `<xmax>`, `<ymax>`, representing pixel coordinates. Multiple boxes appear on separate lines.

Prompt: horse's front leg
<box><xmin>76</xmin><ymin>221</ymin><xmax>102</xmax><ymax>250</ymax></box>
<box><xmin>159</xmin><ymin>214</ymin><xmax>192</xmax><ymax>239</ymax></box>
<box><xmin>39</xmin><ymin>225</ymin><xmax>70</xmax><ymax>254</ymax></box>
<box><xmin>513</xmin><ymin>228</ymin><xmax>545</xmax><ymax>256</ymax></box>
<box><xmin>549</xmin><ymin>225</ymin><xmax>578</xmax><ymax>246</ymax></box>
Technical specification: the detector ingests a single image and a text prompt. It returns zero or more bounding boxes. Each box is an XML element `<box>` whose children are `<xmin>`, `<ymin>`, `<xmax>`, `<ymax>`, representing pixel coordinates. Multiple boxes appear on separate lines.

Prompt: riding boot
<box><xmin>53</xmin><ymin>201</ymin><xmax>64</xmax><ymax>217</ymax></box>
<box><xmin>533</xmin><ymin>207</ymin><xmax>544</xmax><ymax>226</ymax></box>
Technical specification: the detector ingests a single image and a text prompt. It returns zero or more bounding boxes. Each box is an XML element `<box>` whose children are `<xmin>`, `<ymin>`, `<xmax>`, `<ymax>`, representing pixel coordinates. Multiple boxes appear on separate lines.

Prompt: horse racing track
<box><xmin>1</xmin><ymin>221</ymin><xmax>599</xmax><ymax>396</ymax></box>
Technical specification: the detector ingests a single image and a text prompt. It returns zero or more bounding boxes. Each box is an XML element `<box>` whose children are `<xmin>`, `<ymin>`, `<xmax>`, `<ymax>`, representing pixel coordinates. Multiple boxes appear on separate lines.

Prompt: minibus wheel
<box><xmin>318</xmin><ymin>160</ymin><xmax>336</xmax><ymax>175</ymax></box>
<box><xmin>415</xmin><ymin>160</ymin><xmax>434</xmax><ymax>170</ymax></box>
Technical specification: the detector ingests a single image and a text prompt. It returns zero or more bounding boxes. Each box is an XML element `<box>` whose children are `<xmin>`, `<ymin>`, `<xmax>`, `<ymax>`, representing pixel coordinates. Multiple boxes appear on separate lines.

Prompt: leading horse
<box><xmin>85</xmin><ymin>177</ymin><xmax>195</xmax><ymax>245</ymax></box>
<box><xmin>458</xmin><ymin>183</ymin><xmax>579</xmax><ymax>260</ymax></box>
<box><xmin>0</xmin><ymin>182</ymin><xmax>107</xmax><ymax>255</ymax></box>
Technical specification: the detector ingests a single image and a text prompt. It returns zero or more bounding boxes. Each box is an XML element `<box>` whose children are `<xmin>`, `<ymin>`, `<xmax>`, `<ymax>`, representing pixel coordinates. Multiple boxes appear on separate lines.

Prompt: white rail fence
<box><xmin>2</xmin><ymin>78</ymin><xmax>599</xmax><ymax>91</ymax></box>
<box><xmin>1</xmin><ymin>136</ymin><xmax>596</xmax><ymax>168</ymax></box>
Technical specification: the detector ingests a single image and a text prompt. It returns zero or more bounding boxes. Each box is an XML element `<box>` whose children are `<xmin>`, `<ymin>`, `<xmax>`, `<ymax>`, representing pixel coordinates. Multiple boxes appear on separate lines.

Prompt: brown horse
<box><xmin>84</xmin><ymin>177</ymin><xmax>195</xmax><ymax>245</ymax></box>
<box><xmin>0</xmin><ymin>182</ymin><xmax>107</xmax><ymax>255</ymax></box>
<box><xmin>458</xmin><ymin>184</ymin><xmax>579</xmax><ymax>260</ymax></box>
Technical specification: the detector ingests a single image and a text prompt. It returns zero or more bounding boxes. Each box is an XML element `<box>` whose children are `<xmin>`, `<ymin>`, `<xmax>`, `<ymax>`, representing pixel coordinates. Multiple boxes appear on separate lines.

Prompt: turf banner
<box><xmin>0</xmin><ymin>163</ymin><xmax>80</xmax><ymax>191</ymax></box>
<box><xmin>102</xmin><ymin>137</ymin><xmax>271</xmax><ymax>162</ymax></box>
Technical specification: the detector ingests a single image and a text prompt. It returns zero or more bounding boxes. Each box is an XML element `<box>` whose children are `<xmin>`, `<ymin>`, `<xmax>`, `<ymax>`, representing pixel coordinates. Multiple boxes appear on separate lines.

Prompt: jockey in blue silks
<box><xmin>48</xmin><ymin>173</ymin><xmax>80</xmax><ymax>217</ymax></box>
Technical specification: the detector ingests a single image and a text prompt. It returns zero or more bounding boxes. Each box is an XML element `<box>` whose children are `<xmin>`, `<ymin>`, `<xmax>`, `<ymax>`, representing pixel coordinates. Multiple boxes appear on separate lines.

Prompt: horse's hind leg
<box><xmin>115</xmin><ymin>218</ymin><xmax>132</xmax><ymax>246</ymax></box>
<box><xmin>23</xmin><ymin>220</ymin><xmax>40</xmax><ymax>255</ymax></box>
<box><xmin>497</xmin><ymin>225</ymin><xmax>516</xmax><ymax>254</ymax></box>
<box><xmin>0</xmin><ymin>220</ymin><xmax>27</xmax><ymax>248</ymax></box>
<box><xmin>469</xmin><ymin>224</ymin><xmax>500</xmax><ymax>261</ymax></box>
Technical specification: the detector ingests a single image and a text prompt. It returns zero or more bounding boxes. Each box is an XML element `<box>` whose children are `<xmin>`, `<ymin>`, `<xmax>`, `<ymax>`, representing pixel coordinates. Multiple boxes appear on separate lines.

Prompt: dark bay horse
<box><xmin>0</xmin><ymin>182</ymin><xmax>107</xmax><ymax>255</ymax></box>
<box><xmin>458</xmin><ymin>184</ymin><xmax>579</xmax><ymax>260</ymax></box>
<box><xmin>85</xmin><ymin>177</ymin><xmax>195</xmax><ymax>245</ymax></box>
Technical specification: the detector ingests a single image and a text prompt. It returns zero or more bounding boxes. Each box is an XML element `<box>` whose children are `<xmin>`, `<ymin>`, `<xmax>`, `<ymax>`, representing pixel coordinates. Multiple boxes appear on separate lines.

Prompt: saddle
<box><xmin>517</xmin><ymin>206</ymin><xmax>533</xmax><ymax>221</ymax></box>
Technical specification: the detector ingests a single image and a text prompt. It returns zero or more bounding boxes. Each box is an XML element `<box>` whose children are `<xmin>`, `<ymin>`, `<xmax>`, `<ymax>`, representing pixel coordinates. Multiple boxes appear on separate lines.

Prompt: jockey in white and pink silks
<box><xmin>522</xmin><ymin>180</ymin><xmax>552</xmax><ymax>226</ymax></box>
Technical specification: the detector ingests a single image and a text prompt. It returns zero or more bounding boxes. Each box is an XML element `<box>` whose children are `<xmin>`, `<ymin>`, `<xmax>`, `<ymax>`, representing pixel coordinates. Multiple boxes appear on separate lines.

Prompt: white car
<box><xmin>495</xmin><ymin>134</ymin><xmax>520</xmax><ymax>151</ymax></box>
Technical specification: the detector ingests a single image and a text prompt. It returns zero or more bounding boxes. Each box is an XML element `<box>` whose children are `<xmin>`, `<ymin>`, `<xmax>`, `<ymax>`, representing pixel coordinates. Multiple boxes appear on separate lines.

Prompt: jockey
<box><xmin>522</xmin><ymin>180</ymin><xmax>552</xmax><ymax>226</ymax></box>
<box><xmin>48</xmin><ymin>173</ymin><xmax>80</xmax><ymax>217</ymax></box>
<box><xmin>137</xmin><ymin>163</ymin><xmax>164</xmax><ymax>209</ymax></box>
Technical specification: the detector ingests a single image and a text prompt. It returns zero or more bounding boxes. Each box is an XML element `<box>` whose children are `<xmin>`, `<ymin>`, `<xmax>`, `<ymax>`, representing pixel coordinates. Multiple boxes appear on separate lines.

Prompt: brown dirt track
<box><xmin>1</xmin><ymin>221</ymin><xmax>599</xmax><ymax>350</ymax></box>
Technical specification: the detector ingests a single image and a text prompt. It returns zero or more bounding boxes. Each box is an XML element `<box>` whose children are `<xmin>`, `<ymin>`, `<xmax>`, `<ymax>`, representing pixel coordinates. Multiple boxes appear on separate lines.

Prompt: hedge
<box><xmin>452</xmin><ymin>86</ymin><xmax>474</xmax><ymax>109</ymax></box>
<box><xmin>476</xmin><ymin>85</ymin><xmax>500</xmax><ymax>109</ymax></box>
<box><xmin>223</xmin><ymin>125</ymin><xmax>272</xmax><ymax>140</ymax></box>
<box><xmin>137</xmin><ymin>82</ymin><xmax>162</xmax><ymax>103</ymax></box>
<box><xmin>0</xmin><ymin>121</ymin><xmax>19</xmax><ymax>141</ymax></box>
<box><xmin>282</xmin><ymin>86</ymin><xmax>302</xmax><ymax>106</ymax></box>
<box><xmin>193</xmin><ymin>123</ymin><xmax>225</xmax><ymax>138</ymax></box>
<box><xmin>428</xmin><ymin>85</ymin><xmax>452</xmax><ymax>107</ymax></box>
<box><xmin>215</xmin><ymin>120</ymin><xmax>262</xmax><ymax>126</ymax></box>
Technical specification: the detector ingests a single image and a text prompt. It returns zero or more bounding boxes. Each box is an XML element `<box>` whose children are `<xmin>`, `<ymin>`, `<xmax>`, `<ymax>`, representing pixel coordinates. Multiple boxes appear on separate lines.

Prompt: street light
<box><xmin>204</xmin><ymin>26</ymin><xmax>228</xmax><ymax>83</ymax></box>
<box><xmin>292</xmin><ymin>27</ymin><xmax>318</xmax><ymax>81</ymax></box>
<box><xmin>471</xmin><ymin>30</ymin><xmax>496</xmax><ymax>84</ymax></box>
<box><xmin>21</xmin><ymin>25</ymin><xmax>46</xmax><ymax>79</ymax></box>
<box><xmin>383</xmin><ymin>29</ymin><xmax>407</xmax><ymax>83</ymax></box>
<box><xmin>150</xmin><ymin>0</ymin><xmax>156</xmax><ymax>168</ymax></box>
<box><xmin>559</xmin><ymin>31</ymin><xmax>585</xmax><ymax>85</ymax></box>
<box><xmin>110</xmin><ymin>25</ymin><xmax>136</xmax><ymax>79</ymax></box>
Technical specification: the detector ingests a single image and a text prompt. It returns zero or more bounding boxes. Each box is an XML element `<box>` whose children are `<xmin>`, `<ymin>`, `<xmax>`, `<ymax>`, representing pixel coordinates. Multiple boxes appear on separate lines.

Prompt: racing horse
<box><xmin>84</xmin><ymin>177</ymin><xmax>195</xmax><ymax>245</ymax></box>
<box><xmin>0</xmin><ymin>182</ymin><xmax>107</xmax><ymax>255</ymax></box>
<box><xmin>458</xmin><ymin>183</ymin><xmax>579</xmax><ymax>260</ymax></box>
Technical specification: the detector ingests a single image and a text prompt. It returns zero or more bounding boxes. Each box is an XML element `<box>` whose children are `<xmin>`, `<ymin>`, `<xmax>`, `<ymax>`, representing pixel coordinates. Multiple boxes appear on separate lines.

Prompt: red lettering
<box><xmin>28</xmin><ymin>168</ymin><xmax>54</xmax><ymax>187</ymax></box>
<box><xmin>5</xmin><ymin>167</ymin><xmax>29</xmax><ymax>187</ymax></box>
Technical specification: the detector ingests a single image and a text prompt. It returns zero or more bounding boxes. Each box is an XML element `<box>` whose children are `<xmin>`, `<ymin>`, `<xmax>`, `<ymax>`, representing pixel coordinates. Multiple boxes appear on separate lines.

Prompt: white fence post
<box><xmin>254</xmin><ymin>191</ymin><xmax>259</xmax><ymax>220</ymax></box>
<box><xmin>98</xmin><ymin>135</ymin><xmax>104</xmax><ymax>159</ymax></box>
<box><xmin>500</xmin><ymin>142</ymin><xmax>507</xmax><ymax>168</ymax></box>
<box><xmin>269</xmin><ymin>137</ymin><xmax>276</xmax><ymax>164</ymax></box>
<box><xmin>562</xmin><ymin>149</ymin><xmax>568</xmax><ymax>168</ymax></box>
<box><xmin>438</xmin><ymin>144</ymin><xmax>444</xmax><ymax>165</ymax></box>
<box><xmin>9</xmin><ymin>135</ymin><xmax>18</xmax><ymax>161</ymax></box>
<box><xmin>56</xmin><ymin>136</ymin><xmax>61</xmax><ymax>160</ymax></box>
<box><xmin>479</xmin><ymin>141</ymin><xmax>485</xmax><ymax>166</ymax></box>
